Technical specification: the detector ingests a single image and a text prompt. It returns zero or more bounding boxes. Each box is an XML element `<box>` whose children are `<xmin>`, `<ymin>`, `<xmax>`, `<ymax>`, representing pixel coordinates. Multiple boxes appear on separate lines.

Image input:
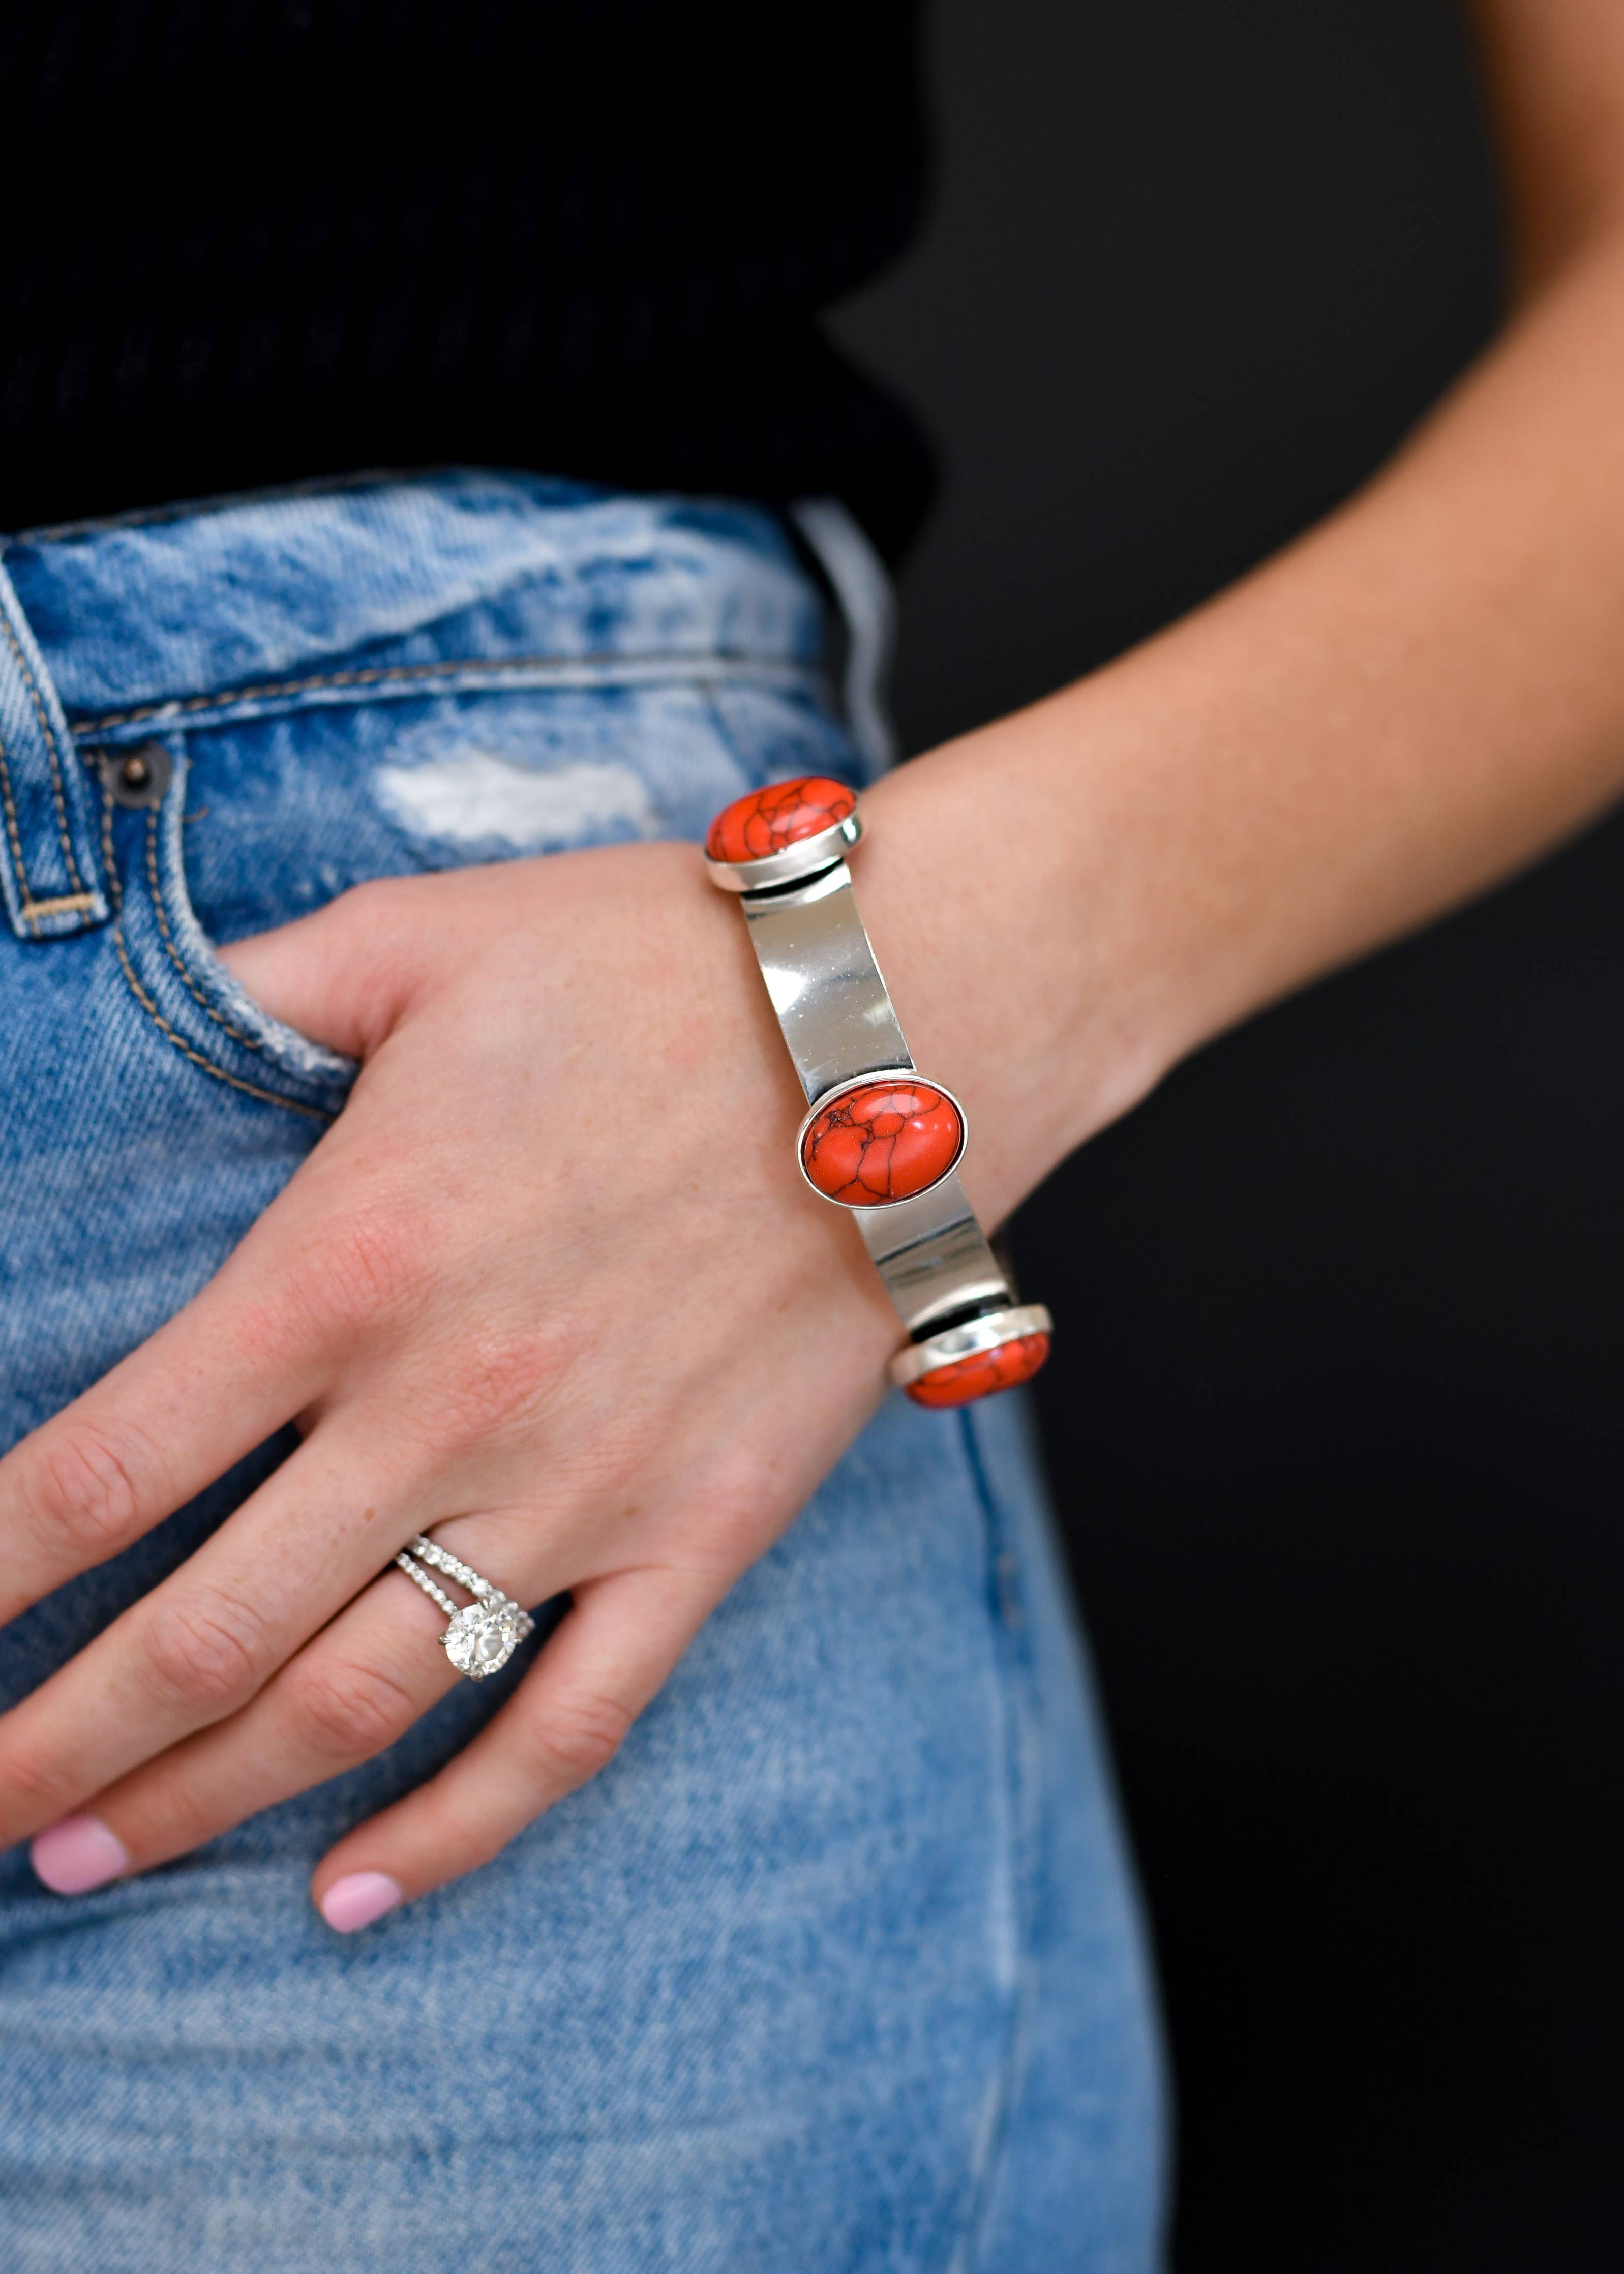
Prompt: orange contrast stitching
<box><xmin>97</xmin><ymin>771</ymin><xmax>328</xmax><ymax>1125</ymax></box>
<box><xmin>0</xmin><ymin>734</ymin><xmax>41</xmax><ymax>932</ymax></box>
<box><xmin>143</xmin><ymin>805</ymin><xmax>260</xmax><ymax>1049</ymax></box>
<box><xmin>15</xmin><ymin>891</ymin><xmax>97</xmax><ymax>919</ymax></box>
<box><xmin>70</xmin><ymin>648</ymin><xmax>802</xmax><ymax>736</ymax></box>
<box><xmin>110</xmin><ymin>917</ymin><xmax>328</xmax><ymax>1122</ymax></box>
<box><xmin>0</xmin><ymin>606</ymin><xmax>84</xmax><ymax>889</ymax></box>
<box><xmin>99</xmin><ymin>774</ymin><xmax>121</xmax><ymax>915</ymax></box>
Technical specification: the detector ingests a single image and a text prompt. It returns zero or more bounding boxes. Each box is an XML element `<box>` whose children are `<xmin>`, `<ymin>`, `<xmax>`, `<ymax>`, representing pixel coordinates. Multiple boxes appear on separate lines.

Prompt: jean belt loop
<box><xmin>788</xmin><ymin>499</ymin><xmax>898</xmax><ymax>777</ymax></box>
<box><xmin>0</xmin><ymin>556</ymin><xmax>109</xmax><ymax>941</ymax></box>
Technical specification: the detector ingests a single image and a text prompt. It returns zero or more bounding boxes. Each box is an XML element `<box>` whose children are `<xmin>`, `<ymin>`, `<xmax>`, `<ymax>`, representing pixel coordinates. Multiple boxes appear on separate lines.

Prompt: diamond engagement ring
<box><xmin>394</xmin><ymin>1533</ymin><xmax>536</xmax><ymax>1680</ymax></box>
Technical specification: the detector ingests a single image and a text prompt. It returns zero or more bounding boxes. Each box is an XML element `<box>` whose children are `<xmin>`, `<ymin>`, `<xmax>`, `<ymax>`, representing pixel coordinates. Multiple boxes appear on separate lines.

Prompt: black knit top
<box><xmin>0</xmin><ymin>3</ymin><xmax>930</xmax><ymax>555</ymax></box>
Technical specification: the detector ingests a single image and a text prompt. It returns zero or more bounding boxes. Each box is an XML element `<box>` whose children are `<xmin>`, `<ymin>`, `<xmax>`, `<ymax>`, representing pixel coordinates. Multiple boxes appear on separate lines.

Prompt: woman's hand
<box><xmin>0</xmin><ymin>837</ymin><xmax>934</xmax><ymax>1927</ymax></box>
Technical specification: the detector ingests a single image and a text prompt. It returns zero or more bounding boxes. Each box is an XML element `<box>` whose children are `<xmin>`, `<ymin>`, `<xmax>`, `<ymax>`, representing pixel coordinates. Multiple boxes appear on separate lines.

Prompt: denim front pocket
<box><xmin>98</xmin><ymin>739</ymin><xmax>356</xmax><ymax>1124</ymax></box>
<box><xmin>99</xmin><ymin>669</ymin><xmax>862</xmax><ymax>1122</ymax></box>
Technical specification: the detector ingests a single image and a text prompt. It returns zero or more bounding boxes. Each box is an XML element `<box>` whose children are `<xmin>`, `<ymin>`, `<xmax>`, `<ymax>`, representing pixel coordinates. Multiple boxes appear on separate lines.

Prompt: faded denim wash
<box><xmin>0</xmin><ymin>472</ymin><xmax>1166</xmax><ymax>2271</ymax></box>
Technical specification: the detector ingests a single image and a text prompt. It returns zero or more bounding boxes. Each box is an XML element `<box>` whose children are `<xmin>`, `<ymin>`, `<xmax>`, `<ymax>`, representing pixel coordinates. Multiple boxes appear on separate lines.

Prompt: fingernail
<box><xmin>319</xmin><ymin>1871</ymin><xmax>403</xmax><ymax>1933</ymax></box>
<box><xmin>31</xmin><ymin>1814</ymin><xmax>130</xmax><ymax>1896</ymax></box>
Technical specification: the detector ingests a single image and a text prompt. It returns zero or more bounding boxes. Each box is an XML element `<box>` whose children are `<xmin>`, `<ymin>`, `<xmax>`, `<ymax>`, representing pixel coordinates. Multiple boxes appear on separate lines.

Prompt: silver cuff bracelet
<box><xmin>705</xmin><ymin>775</ymin><xmax>1051</xmax><ymax>1409</ymax></box>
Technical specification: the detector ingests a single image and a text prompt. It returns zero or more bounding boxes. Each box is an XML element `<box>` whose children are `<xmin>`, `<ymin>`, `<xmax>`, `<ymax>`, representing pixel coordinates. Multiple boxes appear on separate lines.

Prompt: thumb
<box><xmin>216</xmin><ymin>877</ymin><xmax>433</xmax><ymax>1060</ymax></box>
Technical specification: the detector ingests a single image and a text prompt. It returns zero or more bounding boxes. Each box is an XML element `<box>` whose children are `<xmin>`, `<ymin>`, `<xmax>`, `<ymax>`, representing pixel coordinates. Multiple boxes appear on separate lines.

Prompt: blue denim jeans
<box><xmin>0</xmin><ymin>473</ymin><xmax>1166</xmax><ymax>2271</ymax></box>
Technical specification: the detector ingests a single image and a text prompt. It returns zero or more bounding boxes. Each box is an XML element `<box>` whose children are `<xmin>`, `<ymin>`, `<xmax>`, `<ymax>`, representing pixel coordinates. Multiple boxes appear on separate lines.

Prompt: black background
<box><xmin>834</xmin><ymin>4</ymin><xmax>1624</xmax><ymax>2266</ymax></box>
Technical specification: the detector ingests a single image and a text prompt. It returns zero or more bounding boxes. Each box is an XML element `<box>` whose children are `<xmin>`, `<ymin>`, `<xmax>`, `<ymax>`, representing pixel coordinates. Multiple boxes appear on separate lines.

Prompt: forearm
<box><xmin>863</xmin><ymin>214</ymin><xmax>1624</xmax><ymax>1223</ymax></box>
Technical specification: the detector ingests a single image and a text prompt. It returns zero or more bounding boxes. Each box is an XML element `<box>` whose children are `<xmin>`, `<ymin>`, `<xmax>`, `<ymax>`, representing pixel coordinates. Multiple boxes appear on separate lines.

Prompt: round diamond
<box><xmin>442</xmin><ymin>1596</ymin><xmax>524</xmax><ymax>1679</ymax></box>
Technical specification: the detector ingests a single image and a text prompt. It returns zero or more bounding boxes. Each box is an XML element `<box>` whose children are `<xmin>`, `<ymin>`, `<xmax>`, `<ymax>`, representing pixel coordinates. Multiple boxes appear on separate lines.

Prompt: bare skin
<box><xmin>5</xmin><ymin>0</ymin><xmax>1624</xmax><ymax>1924</ymax></box>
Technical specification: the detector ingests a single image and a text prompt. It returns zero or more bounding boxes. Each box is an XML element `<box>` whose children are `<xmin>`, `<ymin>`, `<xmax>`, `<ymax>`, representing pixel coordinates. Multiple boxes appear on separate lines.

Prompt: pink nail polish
<box><xmin>319</xmin><ymin>1871</ymin><xmax>404</xmax><ymax>1933</ymax></box>
<box><xmin>31</xmin><ymin>1814</ymin><xmax>130</xmax><ymax>1895</ymax></box>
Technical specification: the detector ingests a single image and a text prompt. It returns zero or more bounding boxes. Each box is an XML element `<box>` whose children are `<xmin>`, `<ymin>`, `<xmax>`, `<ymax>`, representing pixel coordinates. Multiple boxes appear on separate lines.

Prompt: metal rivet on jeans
<box><xmin>101</xmin><ymin>741</ymin><xmax>172</xmax><ymax>810</ymax></box>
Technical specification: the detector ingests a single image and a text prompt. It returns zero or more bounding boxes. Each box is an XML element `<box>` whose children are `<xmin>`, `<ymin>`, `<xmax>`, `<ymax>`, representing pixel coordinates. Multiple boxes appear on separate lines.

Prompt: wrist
<box><xmin>856</xmin><ymin>724</ymin><xmax>1179</xmax><ymax>1219</ymax></box>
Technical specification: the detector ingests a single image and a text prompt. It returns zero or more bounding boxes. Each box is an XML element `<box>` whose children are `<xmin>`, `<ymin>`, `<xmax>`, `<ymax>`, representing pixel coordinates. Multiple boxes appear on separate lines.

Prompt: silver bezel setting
<box><xmin>795</xmin><ymin>1068</ymin><xmax>969</xmax><ymax>1208</ymax></box>
<box><xmin>888</xmin><ymin>1303</ymin><xmax>1054</xmax><ymax>1389</ymax></box>
<box><xmin>705</xmin><ymin>809</ymin><xmax>862</xmax><ymax>893</ymax></box>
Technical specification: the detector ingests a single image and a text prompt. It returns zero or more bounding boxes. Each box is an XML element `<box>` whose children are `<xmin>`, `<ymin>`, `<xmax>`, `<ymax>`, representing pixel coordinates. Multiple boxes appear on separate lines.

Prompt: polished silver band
<box><xmin>888</xmin><ymin>1302</ymin><xmax>1054</xmax><ymax>1389</ymax></box>
<box><xmin>723</xmin><ymin>840</ymin><xmax>1015</xmax><ymax>1341</ymax></box>
<box><xmin>395</xmin><ymin>1532</ymin><xmax>536</xmax><ymax>1681</ymax></box>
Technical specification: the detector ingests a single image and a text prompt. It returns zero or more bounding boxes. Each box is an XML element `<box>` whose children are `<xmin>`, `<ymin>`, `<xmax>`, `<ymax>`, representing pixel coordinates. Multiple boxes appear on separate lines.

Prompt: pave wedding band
<box><xmin>394</xmin><ymin>1533</ymin><xmax>536</xmax><ymax>1680</ymax></box>
<box><xmin>704</xmin><ymin>775</ymin><xmax>1052</xmax><ymax>1408</ymax></box>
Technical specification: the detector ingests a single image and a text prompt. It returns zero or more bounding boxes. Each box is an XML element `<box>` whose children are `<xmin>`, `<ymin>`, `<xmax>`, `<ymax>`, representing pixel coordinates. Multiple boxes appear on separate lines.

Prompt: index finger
<box><xmin>0</xmin><ymin>1207</ymin><xmax>358</xmax><ymax>1622</ymax></box>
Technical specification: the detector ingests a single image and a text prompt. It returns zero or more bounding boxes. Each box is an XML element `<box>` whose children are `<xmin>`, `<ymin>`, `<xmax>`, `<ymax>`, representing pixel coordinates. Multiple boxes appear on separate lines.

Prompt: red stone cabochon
<box><xmin>801</xmin><ymin>1078</ymin><xmax>964</xmax><ymax>1206</ymax></box>
<box><xmin>905</xmin><ymin>1332</ymin><xmax>1051</xmax><ymax>1409</ymax></box>
<box><xmin>706</xmin><ymin>775</ymin><xmax>857</xmax><ymax>863</ymax></box>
